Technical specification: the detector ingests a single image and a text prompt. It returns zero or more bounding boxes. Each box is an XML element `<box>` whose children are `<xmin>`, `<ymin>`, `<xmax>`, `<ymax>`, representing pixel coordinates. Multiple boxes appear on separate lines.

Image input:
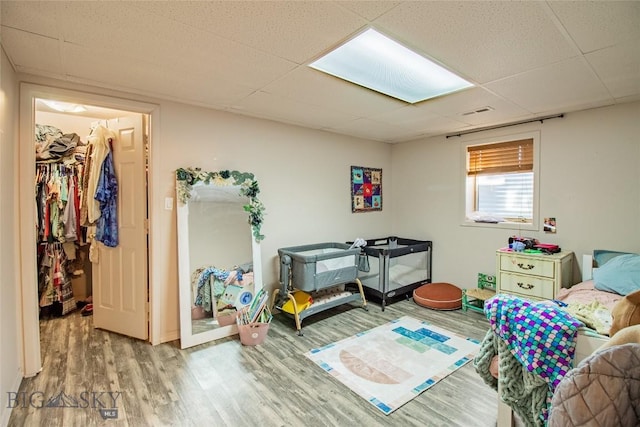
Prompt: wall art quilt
<box><xmin>351</xmin><ymin>166</ymin><xmax>382</xmax><ymax>213</ymax></box>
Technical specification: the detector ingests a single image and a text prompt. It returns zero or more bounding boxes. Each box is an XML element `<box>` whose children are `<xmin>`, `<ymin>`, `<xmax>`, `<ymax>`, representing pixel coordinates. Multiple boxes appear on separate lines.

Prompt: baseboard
<box><xmin>0</xmin><ymin>370</ymin><xmax>23</xmax><ymax>427</ymax></box>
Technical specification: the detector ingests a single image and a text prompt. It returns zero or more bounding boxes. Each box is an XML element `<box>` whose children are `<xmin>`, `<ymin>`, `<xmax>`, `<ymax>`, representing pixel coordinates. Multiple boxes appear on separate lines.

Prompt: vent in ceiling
<box><xmin>462</xmin><ymin>106</ymin><xmax>494</xmax><ymax>116</ymax></box>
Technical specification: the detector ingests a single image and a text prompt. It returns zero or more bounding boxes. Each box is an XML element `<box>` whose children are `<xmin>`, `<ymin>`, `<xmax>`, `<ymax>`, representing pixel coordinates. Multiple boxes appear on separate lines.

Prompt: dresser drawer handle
<box><xmin>517</xmin><ymin>282</ymin><xmax>534</xmax><ymax>290</ymax></box>
<box><xmin>517</xmin><ymin>263</ymin><xmax>535</xmax><ymax>270</ymax></box>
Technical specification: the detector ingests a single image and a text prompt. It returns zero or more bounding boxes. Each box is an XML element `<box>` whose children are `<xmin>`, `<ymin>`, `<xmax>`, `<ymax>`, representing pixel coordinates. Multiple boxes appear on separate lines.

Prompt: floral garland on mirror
<box><xmin>175</xmin><ymin>167</ymin><xmax>265</xmax><ymax>242</ymax></box>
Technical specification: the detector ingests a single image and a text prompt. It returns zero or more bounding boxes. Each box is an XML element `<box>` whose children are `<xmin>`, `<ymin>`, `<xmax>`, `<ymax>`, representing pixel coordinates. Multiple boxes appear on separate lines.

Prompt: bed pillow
<box><xmin>593</xmin><ymin>249</ymin><xmax>636</xmax><ymax>267</ymax></box>
<box><xmin>593</xmin><ymin>254</ymin><xmax>640</xmax><ymax>295</ymax></box>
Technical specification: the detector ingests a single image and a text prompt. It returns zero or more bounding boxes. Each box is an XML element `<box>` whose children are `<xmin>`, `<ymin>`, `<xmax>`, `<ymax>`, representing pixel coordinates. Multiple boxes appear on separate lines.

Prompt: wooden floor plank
<box><xmin>9</xmin><ymin>300</ymin><xmax>498</xmax><ymax>426</ymax></box>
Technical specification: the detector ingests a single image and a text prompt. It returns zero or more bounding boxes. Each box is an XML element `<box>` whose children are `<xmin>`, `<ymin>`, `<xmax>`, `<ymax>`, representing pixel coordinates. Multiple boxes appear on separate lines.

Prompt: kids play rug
<box><xmin>304</xmin><ymin>316</ymin><xmax>480</xmax><ymax>415</ymax></box>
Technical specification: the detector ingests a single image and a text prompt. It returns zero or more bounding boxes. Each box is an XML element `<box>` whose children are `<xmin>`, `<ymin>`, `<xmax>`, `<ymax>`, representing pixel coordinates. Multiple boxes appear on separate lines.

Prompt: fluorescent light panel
<box><xmin>309</xmin><ymin>28</ymin><xmax>473</xmax><ymax>104</ymax></box>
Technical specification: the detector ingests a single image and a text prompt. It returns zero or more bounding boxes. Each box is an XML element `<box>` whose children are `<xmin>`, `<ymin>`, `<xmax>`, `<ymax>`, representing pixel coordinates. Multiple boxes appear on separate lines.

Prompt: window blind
<box><xmin>467</xmin><ymin>139</ymin><xmax>533</xmax><ymax>175</ymax></box>
<box><xmin>476</xmin><ymin>172</ymin><xmax>533</xmax><ymax>219</ymax></box>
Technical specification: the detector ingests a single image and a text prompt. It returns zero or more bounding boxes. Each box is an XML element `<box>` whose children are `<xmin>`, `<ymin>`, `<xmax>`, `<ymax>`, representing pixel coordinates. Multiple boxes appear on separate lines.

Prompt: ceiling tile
<box><xmin>63</xmin><ymin>44</ymin><xmax>255</xmax><ymax>107</ymax></box>
<box><xmin>135</xmin><ymin>1</ymin><xmax>368</xmax><ymax>64</ymax></box>
<box><xmin>375</xmin><ymin>1</ymin><xmax>578</xmax><ymax>83</ymax></box>
<box><xmin>56</xmin><ymin>2</ymin><xmax>214</xmax><ymax>65</ymax></box>
<box><xmin>54</xmin><ymin>2</ymin><xmax>297</xmax><ymax>92</ymax></box>
<box><xmin>329</xmin><ymin>117</ymin><xmax>409</xmax><ymax>142</ymax></box>
<box><xmin>399</xmin><ymin>115</ymin><xmax>473</xmax><ymax>136</ymax></box>
<box><xmin>1</xmin><ymin>1</ymin><xmax>61</xmax><ymax>37</ymax></box>
<box><xmin>548</xmin><ymin>1</ymin><xmax>640</xmax><ymax>53</ymax></box>
<box><xmin>586</xmin><ymin>40</ymin><xmax>640</xmax><ymax>100</ymax></box>
<box><xmin>236</xmin><ymin>91</ymin><xmax>360</xmax><ymax>130</ymax></box>
<box><xmin>2</xmin><ymin>1</ymin><xmax>638</xmax><ymax>143</ymax></box>
<box><xmin>364</xmin><ymin>105</ymin><xmax>474</xmax><ymax>137</ymax></box>
<box><xmin>262</xmin><ymin>66</ymin><xmax>405</xmax><ymax>117</ymax></box>
<box><xmin>420</xmin><ymin>118</ymin><xmax>476</xmax><ymax>135</ymax></box>
<box><xmin>151</xmin><ymin>30</ymin><xmax>298</xmax><ymax>90</ymax></box>
<box><xmin>368</xmin><ymin>105</ymin><xmax>443</xmax><ymax>127</ymax></box>
<box><xmin>1</xmin><ymin>28</ymin><xmax>62</xmax><ymax>76</ymax></box>
<box><xmin>56</xmin><ymin>2</ymin><xmax>184</xmax><ymax>60</ymax></box>
<box><xmin>485</xmin><ymin>57</ymin><xmax>614</xmax><ymax>114</ymax></box>
<box><xmin>336</xmin><ymin>1</ymin><xmax>401</xmax><ymax>21</ymax></box>
<box><xmin>417</xmin><ymin>87</ymin><xmax>532</xmax><ymax>120</ymax></box>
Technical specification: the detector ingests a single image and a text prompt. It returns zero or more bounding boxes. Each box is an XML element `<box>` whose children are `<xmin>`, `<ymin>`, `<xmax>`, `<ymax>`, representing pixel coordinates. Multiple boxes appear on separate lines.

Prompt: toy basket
<box><xmin>216</xmin><ymin>309</ymin><xmax>237</xmax><ymax>327</ymax></box>
<box><xmin>237</xmin><ymin>322</ymin><xmax>270</xmax><ymax>346</ymax></box>
<box><xmin>236</xmin><ymin>289</ymin><xmax>271</xmax><ymax>345</ymax></box>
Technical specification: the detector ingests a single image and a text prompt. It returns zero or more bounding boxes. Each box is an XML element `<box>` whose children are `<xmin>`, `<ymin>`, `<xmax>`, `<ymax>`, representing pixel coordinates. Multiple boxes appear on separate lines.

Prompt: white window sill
<box><xmin>460</xmin><ymin>220</ymin><xmax>537</xmax><ymax>231</ymax></box>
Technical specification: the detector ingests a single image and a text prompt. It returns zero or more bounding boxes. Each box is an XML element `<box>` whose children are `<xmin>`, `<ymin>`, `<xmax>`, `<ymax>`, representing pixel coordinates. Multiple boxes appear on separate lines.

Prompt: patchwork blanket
<box><xmin>483</xmin><ymin>294</ymin><xmax>583</xmax><ymax>424</ymax></box>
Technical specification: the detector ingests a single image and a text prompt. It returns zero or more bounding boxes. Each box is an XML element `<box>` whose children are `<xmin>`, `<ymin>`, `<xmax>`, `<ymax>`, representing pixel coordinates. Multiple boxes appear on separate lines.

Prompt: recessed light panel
<box><xmin>309</xmin><ymin>28</ymin><xmax>473</xmax><ymax>104</ymax></box>
<box><xmin>41</xmin><ymin>99</ymin><xmax>87</xmax><ymax>113</ymax></box>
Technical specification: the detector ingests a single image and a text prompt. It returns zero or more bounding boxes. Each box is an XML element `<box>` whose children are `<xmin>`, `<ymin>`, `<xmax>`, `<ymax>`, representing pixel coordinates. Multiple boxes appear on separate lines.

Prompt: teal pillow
<box><xmin>593</xmin><ymin>249</ymin><xmax>635</xmax><ymax>267</ymax></box>
<box><xmin>593</xmin><ymin>254</ymin><xmax>640</xmax><ymax>295</ymax></box>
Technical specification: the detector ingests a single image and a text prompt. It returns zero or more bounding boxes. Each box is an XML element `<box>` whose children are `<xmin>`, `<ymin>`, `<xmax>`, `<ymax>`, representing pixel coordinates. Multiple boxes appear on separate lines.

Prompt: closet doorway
<box><xmin>19</xmin><ymin>83</ymin><xmax>158</xmax><ymax>377</ymax></box>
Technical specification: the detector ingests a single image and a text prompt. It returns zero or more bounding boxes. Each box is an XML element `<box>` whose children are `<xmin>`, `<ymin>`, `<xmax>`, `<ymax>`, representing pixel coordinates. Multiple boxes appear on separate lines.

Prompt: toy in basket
<box><xmin>237</xmin><ymin>289</ymin><xmax>272</xmax><ymax>346</ymax></box>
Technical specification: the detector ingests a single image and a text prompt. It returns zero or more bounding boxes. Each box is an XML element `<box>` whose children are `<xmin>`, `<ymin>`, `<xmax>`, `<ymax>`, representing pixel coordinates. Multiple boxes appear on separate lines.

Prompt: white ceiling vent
<box><xmin>462</xmin><ymin>106</ymin><xmax>494</xmax><ymax>116</ymax></box>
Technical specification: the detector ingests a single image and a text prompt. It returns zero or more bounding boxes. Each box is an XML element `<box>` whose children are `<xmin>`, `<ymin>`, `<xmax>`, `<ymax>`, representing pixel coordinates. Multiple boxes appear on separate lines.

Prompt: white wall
<box><xmin>0</xmin><ymin>47</ymin><xmax>22</xmax><ymax>427</ymax></box>
<box><xmin>10</xmin><ymin>73</ymin><xmax>639</xmax><ymax>352</ymax></box>
<box><xmin>156</xmin><ymin>101</ymin><xmax>393</xmax><ymax>339</ymax></box>
<box><xmin>35</xmin><ymin>111</ymin><xmax>96</xmax><ymax>141</ymax></box>
<box><xmin>391</xmin><ymin>101</ymin><xmax>640</xmax><ymax>288</ymax></box>
<box><xmin>12</xmin><ymin>74</ymin><xmax>394</xmax><ymax>344</ymax></box>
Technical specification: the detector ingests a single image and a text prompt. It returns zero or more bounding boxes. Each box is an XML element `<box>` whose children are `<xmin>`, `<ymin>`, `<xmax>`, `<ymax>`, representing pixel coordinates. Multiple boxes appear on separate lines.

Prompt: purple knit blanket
<box><xmin>485</xmin><ymin>294</ymin><xmax>584</xmax><ymax>389</ymax></box>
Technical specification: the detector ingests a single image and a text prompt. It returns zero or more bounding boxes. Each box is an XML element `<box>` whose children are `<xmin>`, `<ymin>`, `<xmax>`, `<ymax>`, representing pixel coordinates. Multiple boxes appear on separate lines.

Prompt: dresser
<box><xmin>496</xmin><ymin>250</ymin><xmax>573</xmax><ymax>301</ymax></box>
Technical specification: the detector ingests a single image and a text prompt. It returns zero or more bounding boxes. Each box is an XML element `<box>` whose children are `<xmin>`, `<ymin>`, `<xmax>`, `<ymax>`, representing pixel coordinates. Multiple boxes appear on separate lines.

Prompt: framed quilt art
<box><xmin>351</xmin><ymin>166</ymin><xmax>382</xmax><ymax>213</ymax></box>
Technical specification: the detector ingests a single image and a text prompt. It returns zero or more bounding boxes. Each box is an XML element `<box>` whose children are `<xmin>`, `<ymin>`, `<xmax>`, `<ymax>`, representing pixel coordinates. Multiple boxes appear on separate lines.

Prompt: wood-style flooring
<box><xmin>8</xmin><ymin>298</ymin><xmax>498</xmax><ymax>427</ymax></box>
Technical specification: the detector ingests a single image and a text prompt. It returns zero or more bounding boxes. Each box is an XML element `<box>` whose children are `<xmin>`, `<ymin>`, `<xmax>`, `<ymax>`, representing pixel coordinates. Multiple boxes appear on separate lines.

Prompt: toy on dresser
<box><xmin>505</xmin><ymin>236</ymin><xmax>561</xmax><ymax>254</ymax></box>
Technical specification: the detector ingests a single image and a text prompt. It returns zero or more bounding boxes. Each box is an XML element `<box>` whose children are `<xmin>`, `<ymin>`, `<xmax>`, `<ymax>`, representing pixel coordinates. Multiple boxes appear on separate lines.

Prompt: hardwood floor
<box><xmin>9</xmin><ymin>299</ymin><xmax>498</xmax><ymax>427</ymax></box>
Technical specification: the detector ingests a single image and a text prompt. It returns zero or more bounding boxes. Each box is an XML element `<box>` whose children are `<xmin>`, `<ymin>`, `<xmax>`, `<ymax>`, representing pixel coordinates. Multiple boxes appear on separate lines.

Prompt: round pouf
<box><xmin>413</xmin><ymin>282</ymin><xmax>462</xmax><ymax>310</ymax></box>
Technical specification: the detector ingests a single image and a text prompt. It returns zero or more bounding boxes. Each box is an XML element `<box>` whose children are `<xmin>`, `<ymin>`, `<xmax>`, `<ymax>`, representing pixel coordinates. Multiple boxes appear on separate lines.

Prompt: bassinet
<box><xmin>274</xmin><ymin>242</ymin><xmax>368</xmax><ymax>335</ymax></box>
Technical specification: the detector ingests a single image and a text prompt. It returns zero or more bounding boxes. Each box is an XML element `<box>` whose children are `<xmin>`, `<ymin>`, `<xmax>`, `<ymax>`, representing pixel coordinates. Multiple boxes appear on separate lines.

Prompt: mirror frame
<box><xmin>176</xmin><ymin>168</ymin><xmax>265</xmax><ymax>348</ymax></box>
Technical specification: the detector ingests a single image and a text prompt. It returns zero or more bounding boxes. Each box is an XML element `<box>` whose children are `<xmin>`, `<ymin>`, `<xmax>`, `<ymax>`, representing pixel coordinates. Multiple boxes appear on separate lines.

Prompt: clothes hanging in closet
<box><xmin>35</xmin><ymin>163</ymin><xmax>84</xmax><ymax>245</ymax></box>
<box><xmin>35</xmin><ymin>123</ymin><xmax>89</xmax><ymax>315</ymax></box>
<box><xmin>38</xmin><ymin>243</ymin><xmax>76</xmax><ymax>316</ymax></box>
<box><xmin>83</xmin><ymin>124</ymin><xmax>119</xmax><ymax>248</ymax></box>
<box><xmin>94</xmin><ymin>150</ymin><xmax>118</xmax><ymax>247</ymax></box>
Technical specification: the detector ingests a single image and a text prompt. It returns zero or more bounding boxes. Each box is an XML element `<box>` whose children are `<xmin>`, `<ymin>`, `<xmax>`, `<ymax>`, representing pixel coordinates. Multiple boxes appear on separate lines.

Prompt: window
<box><xmin>463</xmin><ymin>134</ymin><xmax>538</xmax><ymax>227</ymax></box>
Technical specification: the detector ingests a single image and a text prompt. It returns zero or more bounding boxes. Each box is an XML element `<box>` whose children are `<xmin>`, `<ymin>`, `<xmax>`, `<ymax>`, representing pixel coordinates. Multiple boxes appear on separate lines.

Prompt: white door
<box><xmin>92</xmin><ymin>115</ymin><xmax>148</xmax><ymax>339</ymax></box>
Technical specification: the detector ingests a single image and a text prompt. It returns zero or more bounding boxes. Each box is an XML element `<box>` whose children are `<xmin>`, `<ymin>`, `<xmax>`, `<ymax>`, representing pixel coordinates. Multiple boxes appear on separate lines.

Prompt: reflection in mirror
<box><xmin>176</xmin><ymin>168</ymin><xmax>265</xmax><ymax>349</ymax></box>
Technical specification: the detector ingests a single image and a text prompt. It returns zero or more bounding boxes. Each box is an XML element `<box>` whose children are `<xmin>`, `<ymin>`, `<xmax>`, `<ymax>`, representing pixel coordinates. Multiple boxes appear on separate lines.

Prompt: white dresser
<box><xmin>496</xmin><ymin>250</ymin><xmax>573</xmax><ymax>300</ymax></box>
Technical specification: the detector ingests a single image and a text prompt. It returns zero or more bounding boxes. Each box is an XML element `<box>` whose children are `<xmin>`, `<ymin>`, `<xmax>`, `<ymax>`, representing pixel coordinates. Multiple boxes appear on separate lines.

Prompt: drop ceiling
<box><xmin>2</xmin><ymin>1</ymin><xmax>639</xmax><ymax>143</ymax></box>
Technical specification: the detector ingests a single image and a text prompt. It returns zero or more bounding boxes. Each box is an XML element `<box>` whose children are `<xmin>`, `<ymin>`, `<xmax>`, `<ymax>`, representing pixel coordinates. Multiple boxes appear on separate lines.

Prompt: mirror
<box><xmin>176</xmin><ymin>168</ymin><xmax>265</xmax><ymax>349</ymax></box>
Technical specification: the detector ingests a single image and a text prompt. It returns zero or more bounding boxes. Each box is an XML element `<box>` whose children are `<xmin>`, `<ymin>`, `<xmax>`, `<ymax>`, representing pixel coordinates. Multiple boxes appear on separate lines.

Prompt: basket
<box><xmin>216</xmin><ymin>310</ymin><xmax>237</xmax><ymax>327</ymax></box>
<box><xmin>237</xmin><ymin>322</ymin><xmax>270</xmax><ymax>346</ymax></box>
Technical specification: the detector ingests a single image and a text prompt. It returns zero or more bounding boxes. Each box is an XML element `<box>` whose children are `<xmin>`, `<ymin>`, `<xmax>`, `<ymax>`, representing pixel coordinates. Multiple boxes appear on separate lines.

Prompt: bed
<box><xmin>355</xmin><ymin>236</ymin><xmax>432</xmax><ymax>310</ymax></box>
<box><xmin>489</xmin><ymin>250</ymin><xmax>640</xmax><ymax>426</ymax></box>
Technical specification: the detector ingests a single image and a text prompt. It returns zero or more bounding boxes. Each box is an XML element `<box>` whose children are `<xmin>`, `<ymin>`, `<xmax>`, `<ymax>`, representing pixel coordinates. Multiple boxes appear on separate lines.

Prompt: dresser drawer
<box><xmin>499</xmin><ymin>272</ymin><xmax>554</xmax><ymax>300</ymax></box>
<box><xmin>499</xmin><ymin>255</ymin><xmax>556</xmax><ymax>279</ymax></box>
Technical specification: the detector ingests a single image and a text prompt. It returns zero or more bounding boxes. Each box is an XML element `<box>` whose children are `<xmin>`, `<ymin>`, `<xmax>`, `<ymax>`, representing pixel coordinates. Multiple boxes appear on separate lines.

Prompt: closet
<box><xmin>20</xmin><ymin>86</ymin><xmax>153</xmax><ymax>377</ymax></box>
<box><xmin>34</xmin><ymin>101</ymin><xmax>129</xmax><ymax>321</ymax></box>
